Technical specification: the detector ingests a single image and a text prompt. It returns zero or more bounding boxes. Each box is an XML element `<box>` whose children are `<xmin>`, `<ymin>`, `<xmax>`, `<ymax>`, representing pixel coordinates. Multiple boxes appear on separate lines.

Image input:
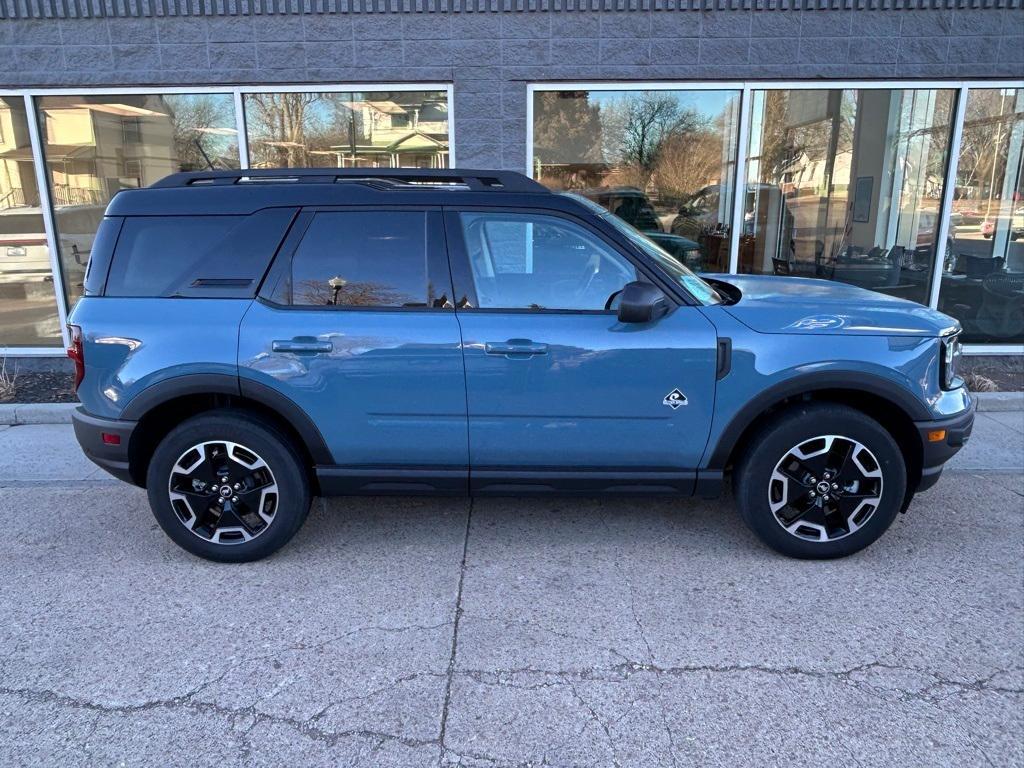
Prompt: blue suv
<box><xmin>69</xmin><ymin>169</ymin><xmax>975</xmax><ymax>562</ymax></box>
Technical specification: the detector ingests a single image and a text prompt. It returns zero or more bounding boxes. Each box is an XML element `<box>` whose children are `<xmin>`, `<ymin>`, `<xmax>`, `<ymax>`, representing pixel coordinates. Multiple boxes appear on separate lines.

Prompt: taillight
<box><xmin>67</xmin><ymin>324</ymin><xmax>84</xmax><ymax>392</ymax></box>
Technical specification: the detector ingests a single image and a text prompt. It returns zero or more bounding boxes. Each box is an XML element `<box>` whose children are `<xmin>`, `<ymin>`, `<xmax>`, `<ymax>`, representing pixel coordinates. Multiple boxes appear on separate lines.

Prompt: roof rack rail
<box><xmin>150</xmin><ymin>168</ymin><xmax>549</xmax><ymax>194</ymax></box>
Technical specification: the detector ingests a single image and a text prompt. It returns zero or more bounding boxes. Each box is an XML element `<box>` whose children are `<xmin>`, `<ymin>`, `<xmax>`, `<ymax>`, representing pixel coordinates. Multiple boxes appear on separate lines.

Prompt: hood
<box><xmin>706</xmin><ymin>274</ymin><xmax>959</xmax><ymax>337</ymax></box>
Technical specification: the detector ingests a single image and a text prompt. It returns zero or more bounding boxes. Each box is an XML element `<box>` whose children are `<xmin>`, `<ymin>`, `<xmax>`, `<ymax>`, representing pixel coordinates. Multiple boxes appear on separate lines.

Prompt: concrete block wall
<box><xmin>1</xmin><ymin>8</ymin><xmax>1021</xmax><ymax>171</ymax></box>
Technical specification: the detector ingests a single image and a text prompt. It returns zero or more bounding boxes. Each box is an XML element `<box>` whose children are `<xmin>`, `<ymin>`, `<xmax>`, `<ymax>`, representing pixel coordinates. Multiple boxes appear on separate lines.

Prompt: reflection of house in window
<box><xmin>122</xmin><ymin>117</ymin><xmax>142</xmax><ymax>145</ymax></box>
<box><xmin>40</xmin><ymin>99</ymin><xmax>180</xmax><ymax>205</ymax></box>
<box><xmin>331</xmin><ymin>97</ymin><xmax>449</xmax><ymax>169</ymax></box>
<box><xmin>0</xmin><ymin>102</ymin><xmax>34</xmax><ymax>210</ymax></box>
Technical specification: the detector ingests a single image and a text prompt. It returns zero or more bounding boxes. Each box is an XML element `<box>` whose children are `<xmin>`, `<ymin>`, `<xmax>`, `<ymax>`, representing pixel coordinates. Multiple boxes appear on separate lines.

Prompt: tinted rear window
<box><xmin>104</xmin><ymin>208</ymin><xmax>295</xmax><ymax>298</ymax></box>
<box><xmin>83</xmin><ymin>216</ymin><xmax>123</xmax><ymax>297</ymax></box>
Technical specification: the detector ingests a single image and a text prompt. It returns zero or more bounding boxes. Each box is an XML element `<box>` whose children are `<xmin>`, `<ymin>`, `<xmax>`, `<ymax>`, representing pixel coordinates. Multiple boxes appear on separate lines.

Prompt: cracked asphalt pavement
<box><xmin>1</xmin><ymin>411</ymin><xmax>1022</xmax><ymax>767</ymax></box>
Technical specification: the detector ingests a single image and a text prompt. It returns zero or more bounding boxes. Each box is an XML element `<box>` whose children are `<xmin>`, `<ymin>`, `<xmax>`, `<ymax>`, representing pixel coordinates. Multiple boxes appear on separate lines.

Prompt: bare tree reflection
<box><xmin>164</xmin><ymin>95</ymin><xmax>239</xmax><ymax>171</ymax></box>
<box><xmin>294</xmin><ymin>278</ymin><xmax>420</xmax><ymax>307</ymax></box>
<box><xmin>246</xmin><ymin>93</ymin><xmax>329</xmax><ymax>168</ymax></box>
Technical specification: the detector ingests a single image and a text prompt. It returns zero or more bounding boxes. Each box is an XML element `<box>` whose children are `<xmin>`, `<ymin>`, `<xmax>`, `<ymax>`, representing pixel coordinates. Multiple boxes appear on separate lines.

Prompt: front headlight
<box><xmin>941</xmin><ymin>333</ymin><xmax>962</xmax><ymax>390</ymax></box>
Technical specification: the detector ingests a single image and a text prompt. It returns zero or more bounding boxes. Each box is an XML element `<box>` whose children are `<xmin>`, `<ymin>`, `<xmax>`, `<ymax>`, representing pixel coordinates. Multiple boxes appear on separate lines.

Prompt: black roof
<box><xmin>106</xmin><ymin>167</ymin><xmax>562</xmax><ymax>217</ymax></box>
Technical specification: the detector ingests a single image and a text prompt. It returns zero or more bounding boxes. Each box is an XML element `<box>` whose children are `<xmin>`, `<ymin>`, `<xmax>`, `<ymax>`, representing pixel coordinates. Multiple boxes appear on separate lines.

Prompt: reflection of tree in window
<box><xmin>246</xmin><ymin>93</ymin><xmax>330</xmax><ymax>169</ymax></box>
<box><xmin>533</xmin><ymin>92</ymin><xmax>604</xmax><ymax>188</ymax></box>
<box><xmin>293</xmin><ymin>278</ymin><xmax>420</xmax><ymax>308</ymax></box>
<box><xmin>163</xmin><ymin>95</ymin><xmax>240</xmax><ymax>171</ymax></box>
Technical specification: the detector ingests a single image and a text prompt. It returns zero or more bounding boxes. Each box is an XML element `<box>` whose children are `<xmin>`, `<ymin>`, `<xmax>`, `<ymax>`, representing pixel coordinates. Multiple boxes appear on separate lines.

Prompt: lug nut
<box><xmin>231</xmin><ymin>496</ymin><xmax>238</xmax><ymax>503</ymax></box>
<box><xmin>832</xmin><ymin>483</ymin><xmax>838</xmax><ymax>490</ymax></box>
<box><xmin>233</xmin><ymin>483</ymin><xmax>240</xmax><ymax>490</ymax></box>
<box><xmin>809</xmin><ymin>490</ymin><xmax>816</xmax><ymax>497</ymax></box>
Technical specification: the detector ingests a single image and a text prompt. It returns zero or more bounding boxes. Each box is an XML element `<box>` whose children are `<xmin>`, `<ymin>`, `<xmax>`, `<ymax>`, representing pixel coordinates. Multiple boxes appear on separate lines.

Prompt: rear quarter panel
<box><xmin>69</xmin><ymin>297</ymin><xmax>251</xmax><ymax>419</ymax></box>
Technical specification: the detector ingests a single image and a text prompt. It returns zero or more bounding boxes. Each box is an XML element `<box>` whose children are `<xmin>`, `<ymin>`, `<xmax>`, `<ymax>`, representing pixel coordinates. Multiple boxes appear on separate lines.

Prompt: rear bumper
<box><xmin>71</xmin><ymin>406</ymin><xmax>138</xmax><ymax>485</ymax></box>
<box><xmin>913</xmin><ymin>398</ymin><xmax>976</xmax><ymax>493</ymax></box>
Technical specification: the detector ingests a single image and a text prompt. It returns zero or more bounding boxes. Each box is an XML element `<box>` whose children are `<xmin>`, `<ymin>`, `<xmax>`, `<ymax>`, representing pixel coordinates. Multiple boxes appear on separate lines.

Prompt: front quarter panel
<box><xmin>69</xmin><ymin>297</ymin><xmax>252</xmax><ymax>419</ymax></box>
<box><xmin>698</xmin><ymin>306</ymin><xmax>969</xmax><ymax>470</ymax></box>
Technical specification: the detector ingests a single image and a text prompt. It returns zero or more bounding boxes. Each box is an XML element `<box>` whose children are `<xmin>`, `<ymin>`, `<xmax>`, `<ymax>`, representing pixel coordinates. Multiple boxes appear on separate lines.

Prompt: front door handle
<box><xmin>484</xmin><ymin>339</ymin><xmax>549</xmax><ymax>358</ymax></box>
<box><xmin>272</xmin><ymin>338</ymin><xmax>333</xmax><ymax>354</ymax></box>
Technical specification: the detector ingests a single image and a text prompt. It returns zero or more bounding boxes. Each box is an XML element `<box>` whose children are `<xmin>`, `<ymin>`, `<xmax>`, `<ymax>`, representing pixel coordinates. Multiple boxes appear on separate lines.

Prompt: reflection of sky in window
<box><xmin>587</xmin><ymin>89</ymin><xmax>737</xmax><ymax>122</ymax></box>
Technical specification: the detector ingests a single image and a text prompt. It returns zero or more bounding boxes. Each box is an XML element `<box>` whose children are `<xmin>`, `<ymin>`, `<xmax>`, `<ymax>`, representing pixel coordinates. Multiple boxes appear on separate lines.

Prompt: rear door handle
<box><xmin>272</xmin><ymin>339</ymin><xmax>333</xmax><ymax>354</ymax></box>
<box><xmin>484</xmin><ymin>340</ymin><xmax>549</xmax><ymax>358</ymax></box>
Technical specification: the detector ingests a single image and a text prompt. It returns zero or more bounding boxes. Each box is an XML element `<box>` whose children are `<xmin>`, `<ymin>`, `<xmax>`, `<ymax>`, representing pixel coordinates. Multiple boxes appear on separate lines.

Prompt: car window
<box><xmin>459</xmin><ymin>212</ymin><xmax>638</xmax><ymax>311</ymax></box>
<box><xmin>290</xmin><ymin>211</ymin><xmax>430</xmax><ymax>308</ymax></box>
<box><xmin>105</xmin><ymin>209</ymin><xmax>295</xmax><ymax>298</ymax></box>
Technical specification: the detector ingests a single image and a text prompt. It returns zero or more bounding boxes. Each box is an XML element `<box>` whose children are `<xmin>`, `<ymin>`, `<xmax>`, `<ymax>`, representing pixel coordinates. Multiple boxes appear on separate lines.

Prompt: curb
<box><xmin>1</xmin><ymin>392</ymin><xmax>1022</xmax><ymax>426</ymax></box>
<box><xmin>0</xmin><ymin>403</ymin><xmax>77</xmax><ymax>425</ymax></box>
<box><xmin>974</xmin><ymin>392</ymin><xmax>1024</xmax><ymax>412</ymax></box>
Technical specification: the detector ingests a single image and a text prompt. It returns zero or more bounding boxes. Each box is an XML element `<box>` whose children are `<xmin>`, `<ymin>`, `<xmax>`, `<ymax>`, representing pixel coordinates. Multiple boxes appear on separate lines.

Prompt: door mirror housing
<box><xmin>616</xmin><ymin>281</ymin><xmax>669</xmax><ymax>324</ymax></box>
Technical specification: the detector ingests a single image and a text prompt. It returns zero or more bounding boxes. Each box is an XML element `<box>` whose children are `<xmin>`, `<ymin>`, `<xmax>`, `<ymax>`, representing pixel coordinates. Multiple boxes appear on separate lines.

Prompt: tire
<box><xmin>733</xmin><ymin>403</ymin><xmax>907</xmax><ymax>559</ymax></box>
<box><xmin>146</xmin><ymin>410</ymin><xmax>312</xmax><ymax>562</ymax></box>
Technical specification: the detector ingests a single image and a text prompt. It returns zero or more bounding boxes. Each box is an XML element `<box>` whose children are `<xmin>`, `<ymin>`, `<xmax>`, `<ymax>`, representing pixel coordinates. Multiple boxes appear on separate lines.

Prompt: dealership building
<box><xmin>0</xmin><ymin>2</ymin><xmax>1022</xmax><ymax>359</ymax></box>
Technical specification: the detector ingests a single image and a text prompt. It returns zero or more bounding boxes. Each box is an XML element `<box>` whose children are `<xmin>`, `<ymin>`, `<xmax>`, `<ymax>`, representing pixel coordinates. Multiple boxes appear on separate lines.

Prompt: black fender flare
<box><xmin>120</xmin><ymin>373</ymin><xmax>333</xmax><ymax>465</ymax></box>
<box><xmin>705</xmin><ymin>370</ymin><xmax>931</xmax><ymax>470</ymax></box>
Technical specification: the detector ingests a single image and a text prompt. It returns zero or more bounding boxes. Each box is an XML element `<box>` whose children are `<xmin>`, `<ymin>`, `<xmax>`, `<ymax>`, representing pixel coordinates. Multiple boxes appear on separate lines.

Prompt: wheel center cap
<box><xmin>219</xmin><ymin>485</ymin><xmax>233</xmax><ymax>498</ymax></box>
<box><xmin>816</xmin><ymin>481</ymin><xmax>831</xmax><ymax>495</ymax></box>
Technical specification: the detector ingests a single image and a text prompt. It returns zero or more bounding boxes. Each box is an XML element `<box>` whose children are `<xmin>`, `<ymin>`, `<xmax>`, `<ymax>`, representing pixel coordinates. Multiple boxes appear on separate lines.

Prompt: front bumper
<box><xmin>913</xmin><ymin>397</ymin><xmax>976</xmax><ymax>493</ymax></box>
<box><xmin>71</xmin><ymin>406</ymin><xmax>138</xmax><ymax>485</ymax></box>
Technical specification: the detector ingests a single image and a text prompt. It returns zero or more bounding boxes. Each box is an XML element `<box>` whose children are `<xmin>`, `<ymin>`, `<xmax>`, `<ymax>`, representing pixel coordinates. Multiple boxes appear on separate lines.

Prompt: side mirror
<box><xmin>617</xmin><ymin>281</ymin><xmax>669</xmax><ymax>324</ymax></box>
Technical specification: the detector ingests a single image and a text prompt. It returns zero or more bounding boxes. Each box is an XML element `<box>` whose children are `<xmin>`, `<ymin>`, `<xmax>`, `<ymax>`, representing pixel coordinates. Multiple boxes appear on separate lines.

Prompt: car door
<box><xmin>445</xmin><ymin>207</ymin><xmax>719</xmax><ymax>494</ymax></box>
<box><xmin>238</xmin><ymin>207</ymin><xmax>468</xmax><ymax>493</ymax></box>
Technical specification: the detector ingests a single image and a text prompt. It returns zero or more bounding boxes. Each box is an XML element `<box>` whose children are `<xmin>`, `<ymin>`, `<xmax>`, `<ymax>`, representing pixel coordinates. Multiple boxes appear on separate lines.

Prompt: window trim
<box><xmin>526</xmin><ymin>80</ymin><xmax>1024</xmax><ymax>354</ymax></box>
<box><xmin>0</xmin><ymin>83</ymin><xmax>455</xmax><ymax>354</ymax></box>
<box><xmin>443</xmin><ymin>205</ymin><xmax>684</xmax><ymax>315</ymax></box>
<box><xmin>259</xmin><ymin>206</ymin><xmax>454</xmax><ymax>313</ymax></box>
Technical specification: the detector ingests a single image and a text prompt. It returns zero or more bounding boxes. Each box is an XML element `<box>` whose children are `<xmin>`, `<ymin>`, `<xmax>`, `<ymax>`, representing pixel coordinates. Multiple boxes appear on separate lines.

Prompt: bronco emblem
<box><xmin>663</xmin><ymin>389</ymin><xmax>688</xmax><ymax>409</ymax></box>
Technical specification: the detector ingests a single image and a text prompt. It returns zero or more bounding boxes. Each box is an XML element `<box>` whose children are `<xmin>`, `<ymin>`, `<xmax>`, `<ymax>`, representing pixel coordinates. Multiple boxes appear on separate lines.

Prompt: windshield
<box><xmin>562</xmin><ymin>193</ymin><xmax>722</xmax><ymax>306</ymax></box>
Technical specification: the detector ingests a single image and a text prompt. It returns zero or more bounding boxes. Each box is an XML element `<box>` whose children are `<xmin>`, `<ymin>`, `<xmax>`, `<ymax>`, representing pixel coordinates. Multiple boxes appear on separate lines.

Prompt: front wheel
<box><xmin>734</xmin><ymin>404</ymin><xmax>907</xmax><ymax>559</ymax></box>
<box><xmin>146</xmin><ymin>411</ymin><xmax>312</xmax><ymax>562</ymax></box>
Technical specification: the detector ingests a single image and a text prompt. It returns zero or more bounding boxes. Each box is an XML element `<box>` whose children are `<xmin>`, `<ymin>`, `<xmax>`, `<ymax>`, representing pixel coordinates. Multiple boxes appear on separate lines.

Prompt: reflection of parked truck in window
<box><xmin>0</xmin><ymin>205</ymin><xmax>104</xmax><ymax>297</ymax></box>
<box><xmin>0</xmin><ymin>207</ymin><xmax>53</xmax><ymax>294</ymax></box>
<box><xmin>580</xmin><ymin>187</ymin><xmax>704</xmax><ymax>269</ymax></box>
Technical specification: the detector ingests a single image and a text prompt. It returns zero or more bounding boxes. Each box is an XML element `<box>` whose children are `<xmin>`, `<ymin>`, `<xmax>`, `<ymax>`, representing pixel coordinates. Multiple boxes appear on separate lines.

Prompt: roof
<box><xmin>105</xmin><ymin>167</ymin><xmax>564</xmax><ymax>217</ymax></box>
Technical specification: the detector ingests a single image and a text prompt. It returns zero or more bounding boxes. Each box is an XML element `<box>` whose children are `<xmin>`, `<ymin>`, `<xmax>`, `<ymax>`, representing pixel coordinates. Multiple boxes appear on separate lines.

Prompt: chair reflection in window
<box><xmin>976</xmin><ymin>272</ymin><xmax>1024</xmax><ymax>340</ymax></box>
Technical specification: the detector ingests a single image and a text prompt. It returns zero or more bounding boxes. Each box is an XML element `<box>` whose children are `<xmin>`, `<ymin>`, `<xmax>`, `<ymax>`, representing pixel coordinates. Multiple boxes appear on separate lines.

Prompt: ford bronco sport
<box><xmin>69</xmin><ymin>168</ymin><xmax>975</xmax><ymax>562</ymax></box>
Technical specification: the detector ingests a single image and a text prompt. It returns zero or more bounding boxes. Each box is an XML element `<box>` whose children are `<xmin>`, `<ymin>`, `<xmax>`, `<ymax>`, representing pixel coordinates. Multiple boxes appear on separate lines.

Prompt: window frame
<box><xmin>443</xmin><ymin>205</ymin><xmax>682</xmax><ymax>315</ymax></box>
<box><xmin>258</xmin><ymin>206</ymin><xmax>455</xmax><ymax>313</ymax></box>
<box><xmin>526</xmin><ymin>80</ymin><xmax>1024</xmax><ymax>356</ymax></box>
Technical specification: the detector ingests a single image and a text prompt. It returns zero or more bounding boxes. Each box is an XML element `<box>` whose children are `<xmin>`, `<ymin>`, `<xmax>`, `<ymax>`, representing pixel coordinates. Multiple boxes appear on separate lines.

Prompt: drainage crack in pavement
<box><xmin>438</xmin><ymin>496</ymin><xmax>473</xmax><ymax>766</ymax></box>
<box><xmin>450</xmin><ymin>661</ymin><xmax>1024</xmax><ymax>704</ymax></box>
<box><xmin>0</xmin><ymin>684</ymin><xmax>440</xmax><ymax>751</ymax></box>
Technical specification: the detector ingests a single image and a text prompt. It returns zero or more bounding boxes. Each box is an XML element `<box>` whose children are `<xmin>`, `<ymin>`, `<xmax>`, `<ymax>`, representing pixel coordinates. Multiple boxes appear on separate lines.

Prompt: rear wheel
<box><xmin>734</xmin><ymin>404</ymin><xmax>906</xmax><ymax>559</ymax></box>
<box><xmin>146</xmin><ymin>411</ymin><xmax>311</xmax><ymax>562</ymax></box>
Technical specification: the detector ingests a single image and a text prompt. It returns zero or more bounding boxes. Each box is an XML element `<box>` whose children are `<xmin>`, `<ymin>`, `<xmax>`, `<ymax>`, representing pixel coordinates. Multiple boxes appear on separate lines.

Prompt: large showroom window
<box><xmin>0</xmin><ymin>97</ymin><xmax>61</xmax><ymax>347</ymax></box>
<box><xmin>531</xmin><ymin>82</ymin><xmax>1022</xmax><ymax>351</ymax></box>
<box><xmin>743</xmin><ymin>87</ymin><xmax>956</xmax><ymax>307</ymax></box>
<box><xmin>939</xmin><ymin>88</ymin><xmax>1023</xmax><ymax>345</ymax></box>
<box><xmin>531</xmin><ymin>88</ymin><xmax>741</xmax><ymax>272</ymax></box>
<box><xmin>0</xmin><ymin>84</ymin><xmax>449</xmax><ymax>351</ymax></box>
<box><xmin>34</xmin><ymin>93</ymin><xmax>241</xmax><ymax>306</ymax></box>
<box><xmin>242</xmin><ymin>90</ymin><xmax>450</xmax><ymax>170</ymax></box>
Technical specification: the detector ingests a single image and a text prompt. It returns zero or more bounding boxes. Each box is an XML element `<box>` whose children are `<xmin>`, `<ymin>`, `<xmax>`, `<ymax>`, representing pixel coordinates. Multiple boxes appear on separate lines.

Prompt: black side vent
<box><xmin>716</xmin><ymin>338</ymin><xmax>732</xmax><ymax>380</ymax></box>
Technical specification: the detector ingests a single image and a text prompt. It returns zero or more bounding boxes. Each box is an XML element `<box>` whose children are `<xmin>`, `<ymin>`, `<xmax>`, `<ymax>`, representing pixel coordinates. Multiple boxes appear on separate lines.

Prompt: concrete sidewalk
<box><xmin>0</xmin><ymin>412</ymin><xmax>1021</xmax><ymax>767</ymax></box>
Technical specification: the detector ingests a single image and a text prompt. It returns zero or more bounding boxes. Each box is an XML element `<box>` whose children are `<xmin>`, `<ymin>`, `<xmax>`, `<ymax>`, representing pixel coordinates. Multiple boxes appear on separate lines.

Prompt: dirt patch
<box><xmin>961</xmin><ymin>356</ymin><xmax>1023</xmax><ymax>393</ymax></box>
<box><xmin>0</xmin><ymin>370</ymin><xmax>77</xmax><ymax>404</ymax></box>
